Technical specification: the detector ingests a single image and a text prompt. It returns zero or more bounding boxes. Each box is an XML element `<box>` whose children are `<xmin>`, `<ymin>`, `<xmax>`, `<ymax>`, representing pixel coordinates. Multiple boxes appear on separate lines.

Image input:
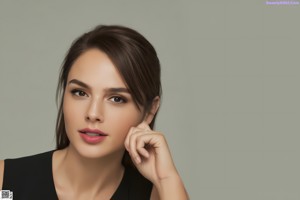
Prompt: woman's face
<box><xmin>63</xmin><ymin>48</ymin><xmax>143</xmax><ymax>159</ymax></box>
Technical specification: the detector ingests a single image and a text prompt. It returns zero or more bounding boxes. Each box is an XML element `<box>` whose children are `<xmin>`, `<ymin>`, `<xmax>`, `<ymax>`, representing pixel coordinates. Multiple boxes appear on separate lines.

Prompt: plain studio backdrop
<box><xmin>1</xmin><ymin>1</ymin><xmax>300</xmax><ymax>199</ymax></box>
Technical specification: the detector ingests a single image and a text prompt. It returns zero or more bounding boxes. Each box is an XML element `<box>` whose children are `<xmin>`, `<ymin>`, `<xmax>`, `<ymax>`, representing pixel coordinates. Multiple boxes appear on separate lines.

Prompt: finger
<box><xmin>128</xmin><ymin>130</ymin><xmax>153</xmax><ymax>164</ymax></box>
<box><xmin>137</xmin><ymin>147</ymin><xmax>150</xmax><ymax>159</ymax></box>
<box><xmin>136</xmin><ymin>134</ymin><xmax>151</xmax><ymax>158</ymax></box>
<box><xmin>125</xmin><ymin>122</ymin><xmax>150</xmax><ymax>150</ymax></box>
<box><xmin>128</xmin><ymin>130</ymin><xmax>144</xmax><ymax>164</ymax></box>
<box><xmin>135</xmin><ymin>133</ymin><xmax>173</xmax><ymax>170</ymax></box>
<box><xmin>126</xmin><ymin>126</ymin><xmax>142</xmax><ymax>150</ymax></box>
<box><xmin>136</xmin><ymin>132</ymin><xmax>166</xmax><ymax>153</ymax></box>
<box><xmin>137</xmin><ymin>121</ymin><xmax>151</xmax><ymax>131</ymax></box>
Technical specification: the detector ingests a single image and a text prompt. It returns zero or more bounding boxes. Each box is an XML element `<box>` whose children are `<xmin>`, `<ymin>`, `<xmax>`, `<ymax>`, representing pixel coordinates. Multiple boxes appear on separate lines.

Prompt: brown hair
<box><xmin>55</xmin><ymin>25</ymin><xmax>162</xmax><ymax>165</ymax></box>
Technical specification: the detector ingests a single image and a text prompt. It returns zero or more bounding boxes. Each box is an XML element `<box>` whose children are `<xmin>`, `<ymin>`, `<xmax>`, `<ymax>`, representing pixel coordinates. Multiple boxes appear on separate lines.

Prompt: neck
<box><xmin>55</xmin><ymin>145</ymin><xmax>125</xmax><ymax>197</ymax></box>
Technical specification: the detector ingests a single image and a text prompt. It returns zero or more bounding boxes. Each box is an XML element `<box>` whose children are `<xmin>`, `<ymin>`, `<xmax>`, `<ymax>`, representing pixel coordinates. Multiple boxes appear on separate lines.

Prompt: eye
<box><xmin>71</xmin><ymin>89</ymin><xmax>88</xmax><ymax>97</ymax></box>
<box><xmin>109</xmin><ymin>96</ymin><xmax>127</xmax><ymax>103</ymax></box>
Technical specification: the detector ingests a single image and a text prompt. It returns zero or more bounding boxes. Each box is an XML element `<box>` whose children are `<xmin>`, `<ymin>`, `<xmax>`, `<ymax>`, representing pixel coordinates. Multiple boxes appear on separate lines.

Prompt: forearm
<box><xmin>154</xmin><ymin>174</ymin><xmax>189</xmax><ymax>200</ymax></box>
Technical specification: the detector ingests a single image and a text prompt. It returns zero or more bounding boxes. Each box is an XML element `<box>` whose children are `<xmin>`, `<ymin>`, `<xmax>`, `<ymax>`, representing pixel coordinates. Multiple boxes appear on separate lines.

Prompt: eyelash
<box><xmin>109</xmin><ymin>96</ymin><xmax>127</xmax><ymax>104</ymax></box>
<box><xmin>71</xmin><ymin>89</ymin><xmax>88</xmax><ymax>97</ymax></box>
<box><xmin>70</xmin><ymin>89</ymin><xmax>127</xmax><ymax>104</ymax></box>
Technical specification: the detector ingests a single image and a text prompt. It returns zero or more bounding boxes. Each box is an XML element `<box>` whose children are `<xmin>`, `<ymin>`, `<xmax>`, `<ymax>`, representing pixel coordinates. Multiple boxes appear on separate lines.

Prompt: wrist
<box><xmin>153</xmin><ymin>174</ymin><xmax>189</xmax><ymax>200</ymax></box>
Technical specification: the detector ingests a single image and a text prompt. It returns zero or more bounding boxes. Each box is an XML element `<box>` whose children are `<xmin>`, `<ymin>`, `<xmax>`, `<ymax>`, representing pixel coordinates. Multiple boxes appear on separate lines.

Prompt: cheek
<box><xmin>63</xmin><ymin>97</ymin><xmax>72</xmax><ymax>132</ymax></box>
<box><xmin>107</xmin><ymin>106</ymin><xmax>142</xmax><ymax>135</ymax></box>
<box><xmin>62</xmin><ymin>93</ymin><xmax>143</xmax><ymax>138</ymax></box>
<box><xmin>63</xmin><ymin>95</ymin><xmax>84</xmax><ymax>130</ymax></box>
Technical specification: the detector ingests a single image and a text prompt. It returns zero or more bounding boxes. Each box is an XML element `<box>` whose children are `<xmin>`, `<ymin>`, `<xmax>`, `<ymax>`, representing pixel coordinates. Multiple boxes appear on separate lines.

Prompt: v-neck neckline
<box><xmin>50</xmin><ymin>150</ymin><xmax>128</xmax><ymax>200</ymax></box>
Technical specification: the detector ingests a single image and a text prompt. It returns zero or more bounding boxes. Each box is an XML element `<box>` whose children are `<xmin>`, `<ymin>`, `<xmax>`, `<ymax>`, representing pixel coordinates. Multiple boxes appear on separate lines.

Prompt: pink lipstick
<box><xmin>79</xmin><ymin>128</ymin><xmax>108</xmax><ymax>144</ymax></box>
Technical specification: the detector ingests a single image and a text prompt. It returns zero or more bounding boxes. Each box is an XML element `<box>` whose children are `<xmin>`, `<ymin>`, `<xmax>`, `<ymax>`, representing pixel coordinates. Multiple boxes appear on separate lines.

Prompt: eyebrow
<box><xmin>68</xmin><ymin>79</ymin><xmax>130</xmax><ymax>93</ymax></box>
<box><xmin>68</xmin><ymin>79</ymin><xmax>90</xmax><ymax>89</ymax></box>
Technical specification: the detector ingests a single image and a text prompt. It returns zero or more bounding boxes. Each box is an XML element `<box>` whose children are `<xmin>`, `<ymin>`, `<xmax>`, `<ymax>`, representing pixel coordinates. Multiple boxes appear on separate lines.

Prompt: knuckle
<box><xmin>137</xmin><ymin>139</ymin><xmax>144</xmax><ymax>147</ymax></box>
<box><xmin>156</xmin><ymin>131</ymin><xmax>164</xmax><ymax>137</ymax></box>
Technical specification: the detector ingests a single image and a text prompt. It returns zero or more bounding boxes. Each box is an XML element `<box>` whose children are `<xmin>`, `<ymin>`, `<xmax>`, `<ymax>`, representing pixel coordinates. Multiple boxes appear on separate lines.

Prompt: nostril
<box><xmin>86</xmin><ymin>115</ymin><xmax>103</xmax><ymax>122</ymax></box>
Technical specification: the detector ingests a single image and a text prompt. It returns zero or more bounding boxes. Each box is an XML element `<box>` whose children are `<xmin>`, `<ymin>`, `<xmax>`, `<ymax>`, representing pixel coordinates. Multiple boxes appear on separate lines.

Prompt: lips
<box><xmin>79</xmin><ymin>128</ymin><xmax>108</xmax><ymax>144</ymax></box>
<box><xmin>79</xmin><ymin>128</ymin><xmax>108</xmax><ymax>136</ymax></box>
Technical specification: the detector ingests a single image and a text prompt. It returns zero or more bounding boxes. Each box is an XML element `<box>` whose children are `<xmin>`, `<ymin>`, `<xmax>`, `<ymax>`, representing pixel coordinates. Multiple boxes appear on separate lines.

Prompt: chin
<box><xmin>70</xmin><ymin>143</ymin><xmax>124</xmax><ymax>161</ymax></box>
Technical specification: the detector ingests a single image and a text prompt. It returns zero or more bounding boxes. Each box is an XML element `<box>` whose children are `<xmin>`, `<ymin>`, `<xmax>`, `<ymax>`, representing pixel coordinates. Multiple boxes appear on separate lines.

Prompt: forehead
<box><xmin>67</xmin><ymin>49</ymin><xmax>126</xmax><ymax>88</ymax></box>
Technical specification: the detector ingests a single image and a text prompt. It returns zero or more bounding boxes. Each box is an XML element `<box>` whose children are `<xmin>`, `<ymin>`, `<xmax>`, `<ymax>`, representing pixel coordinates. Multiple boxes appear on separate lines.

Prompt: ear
<box><xmin>144</xmin><ymin>96</ymin><xmax>160</xmax><ymax>125</ymax></box>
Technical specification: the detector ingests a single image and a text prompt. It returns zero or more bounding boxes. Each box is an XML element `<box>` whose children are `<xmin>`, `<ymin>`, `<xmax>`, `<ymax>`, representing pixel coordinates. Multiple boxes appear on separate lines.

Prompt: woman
<box><xmin>0</xmin><ymin>25</ymin><xmax>188</xmax><ymax>200</ymax></box>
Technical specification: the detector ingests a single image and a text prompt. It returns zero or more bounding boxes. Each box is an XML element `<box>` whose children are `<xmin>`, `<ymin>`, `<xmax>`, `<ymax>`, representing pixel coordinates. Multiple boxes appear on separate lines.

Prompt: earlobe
<box><xmin>145</xmin><ymin>96</ymin><xmax>160</xmax><ymax>125</ymax></box>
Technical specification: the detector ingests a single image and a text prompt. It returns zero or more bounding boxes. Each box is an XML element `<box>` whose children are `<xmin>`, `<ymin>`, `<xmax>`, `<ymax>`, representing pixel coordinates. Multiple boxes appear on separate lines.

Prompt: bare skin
<box><xmin>52</xmin><ymin>148</ymin><xmax>124</xmax><ymax>199</ymax></box>
<box><xmin>0</xmin><ymin>49</ymin><xmax>188</xmax><ymax>200</ymax></box>
<box><xmin>0</xmin><ymin>160</ymin><xmax>3</xmax><ymax>189</ymax></box>
<box><xmin>125</xmin><ymin>122</ymin><xmax>189</xmax><ymax>200</ymax></box>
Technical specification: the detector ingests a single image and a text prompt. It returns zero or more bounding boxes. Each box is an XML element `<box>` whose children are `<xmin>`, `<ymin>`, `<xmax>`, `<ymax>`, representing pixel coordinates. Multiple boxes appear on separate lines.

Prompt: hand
<box><xmin>124</xmin><ymin>122</ymin><xmax>189</xmax><ymax>200</ymax></box>
<box><xmin>124</xmin><ymin>122</ymin><xmax>178</xmax><ymax>185</ymax></box>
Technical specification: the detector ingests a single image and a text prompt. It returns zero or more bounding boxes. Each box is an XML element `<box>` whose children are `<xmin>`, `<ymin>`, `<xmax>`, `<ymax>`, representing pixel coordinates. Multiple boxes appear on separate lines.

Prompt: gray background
<box><xmin>1</xmin><ymin>0</ymin><xmax>300</xmax><ymax>199</ymax></box>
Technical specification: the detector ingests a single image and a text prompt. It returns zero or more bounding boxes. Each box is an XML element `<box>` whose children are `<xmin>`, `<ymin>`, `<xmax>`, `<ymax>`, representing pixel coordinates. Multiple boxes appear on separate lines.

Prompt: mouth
<box><xmin>79</xmin><ymin>128</ymin><xmax>108</xmax><ymax>136</ymax></box>
<box><xmin>79</xmin><ymin>128</ymin><xmax>108</xmax><ymax>144</ymax></box>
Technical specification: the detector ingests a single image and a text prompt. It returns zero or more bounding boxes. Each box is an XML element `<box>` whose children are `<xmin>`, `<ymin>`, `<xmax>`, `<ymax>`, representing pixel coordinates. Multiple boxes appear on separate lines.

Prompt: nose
<box><xmin>85</xmin><ymin>98</ymin><xmax>104</xmax><ymax>122</ymax></box>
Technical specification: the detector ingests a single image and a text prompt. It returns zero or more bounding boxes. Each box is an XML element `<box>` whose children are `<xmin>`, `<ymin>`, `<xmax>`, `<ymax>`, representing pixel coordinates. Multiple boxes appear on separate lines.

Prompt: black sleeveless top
<box><xmin>2</xmin><ymin>151</ymin><xmax>152</xmax><ymax>200</ymax></box>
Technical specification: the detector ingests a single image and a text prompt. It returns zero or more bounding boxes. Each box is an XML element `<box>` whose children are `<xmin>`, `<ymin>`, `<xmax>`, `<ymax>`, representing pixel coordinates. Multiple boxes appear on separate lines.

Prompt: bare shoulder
<box><xmin>0</xmin><ymin>160</ymin><xmax>4</xmax><ymax>189</ymax></box>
